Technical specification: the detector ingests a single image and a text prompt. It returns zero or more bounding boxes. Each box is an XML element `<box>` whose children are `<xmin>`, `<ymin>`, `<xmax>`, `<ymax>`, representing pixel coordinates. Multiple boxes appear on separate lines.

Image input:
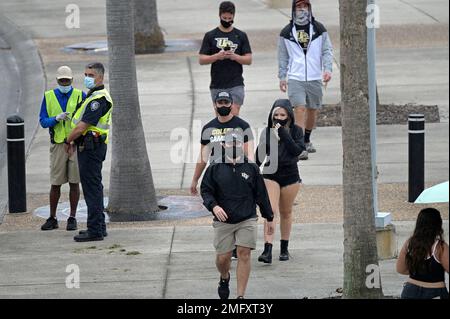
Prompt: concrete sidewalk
<box><xmin>0</xmin><ymin>0</ymin><xmax>448</xmax><ymax>299</ymax></box>
<box><xmin>0</xmin><ymin>221</ymin><xmax>448</xmax><ymax>299</ymax></box>
<box><xmin>15</xmin><ymin>1</ymin><xmax>449</xmax><ymax>193</ymax></box>
<box><xmin>0</xmin><ymin>12</ymin><xmax>45</xmax><ymax>220</ymax></box>
<box><xmin>0</xmin><ymin>0</ymin><xmax>447</xmax><ymax>193</ymax></box>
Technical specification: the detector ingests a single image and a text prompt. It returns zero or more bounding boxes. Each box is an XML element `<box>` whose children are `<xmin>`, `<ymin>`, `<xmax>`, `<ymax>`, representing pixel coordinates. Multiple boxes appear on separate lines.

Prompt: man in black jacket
<box><xmin>201</xmin><ymin>130</ymin><xmax>274</xmax><ymax>299</ymax></box>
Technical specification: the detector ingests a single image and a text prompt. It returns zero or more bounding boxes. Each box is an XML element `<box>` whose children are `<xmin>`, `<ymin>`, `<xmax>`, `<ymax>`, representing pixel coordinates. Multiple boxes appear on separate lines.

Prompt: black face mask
<box><xmin>274</xmin><ymin>118</ymin><xmax>289</xmax><ymax>127</ymax></box>
<box><xmin>217</xmin><ymin>106</ymin><xmax>232</xmax><ymax>116</ymax></box>
<box><xmin>224</xmin><ymin>146</ymin><xmax>244</xmax><ymax>159</ymax></box>
<box><xmin>220</xmin><ymin>19</ymin><xmax>234</xmax><ymax>28</ymax></box>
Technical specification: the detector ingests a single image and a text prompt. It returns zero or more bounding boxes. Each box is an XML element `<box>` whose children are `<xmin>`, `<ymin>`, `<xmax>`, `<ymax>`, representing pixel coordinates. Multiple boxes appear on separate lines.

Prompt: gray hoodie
<box><xmin>278</xmin><ymin>0</ymin><xmax>333</xmax><ymax>81</ymax></box>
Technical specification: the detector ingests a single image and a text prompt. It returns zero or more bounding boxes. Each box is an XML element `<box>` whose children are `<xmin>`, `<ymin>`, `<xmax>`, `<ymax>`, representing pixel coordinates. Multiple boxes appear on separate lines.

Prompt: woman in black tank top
<box><xmin>396</xmin><ymin>208</ymin><xmax>449</xmax><ymax>299</ymax></box>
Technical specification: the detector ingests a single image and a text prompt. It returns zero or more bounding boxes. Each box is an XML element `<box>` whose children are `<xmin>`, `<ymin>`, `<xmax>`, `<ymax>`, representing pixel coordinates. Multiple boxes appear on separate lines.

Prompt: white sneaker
<box><xmin>298</xmin><ymin>150</ymin><xmax>308</xmax><ymax>160</ymax></box>
<box><xmin>305</xmin><ymin>142</ymin><xmax>316</xmax><ymax>153</ymax></box>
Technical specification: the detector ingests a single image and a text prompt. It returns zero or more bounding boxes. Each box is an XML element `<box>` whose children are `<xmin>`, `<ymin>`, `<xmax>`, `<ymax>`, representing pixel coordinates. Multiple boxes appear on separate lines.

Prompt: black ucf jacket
<box><xmin>201</xmin><ymin>158</ymin><xmax>274</xmax><ymax>224</ymax></box>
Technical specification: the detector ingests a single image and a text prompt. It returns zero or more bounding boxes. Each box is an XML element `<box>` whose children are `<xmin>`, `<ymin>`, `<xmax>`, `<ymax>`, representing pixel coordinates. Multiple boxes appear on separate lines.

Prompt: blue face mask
<box><xmin>58</xmin><ymin>85</ymin><xmax>72</xmax><ymax>94</ymax></box>
<box><xmin>84</xmin><ymin>76</ymin><xmax>96</xmax><ymax>89</ymax></box>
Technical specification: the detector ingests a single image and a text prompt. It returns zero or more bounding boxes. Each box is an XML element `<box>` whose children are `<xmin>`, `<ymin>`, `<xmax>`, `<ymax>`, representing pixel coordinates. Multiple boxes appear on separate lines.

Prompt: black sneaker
<box><xmin>237</xmin><ymin>296</ymin><xmax>245</xmax><ymax>299</ymax></box>
<box><xmin>74</xmin><ymin>232</ymin><xmax>103</xmax><ymax>242</ymax></box>
<box><xmin>79</xmin><ymin>229</ymin><xmax>108</xmax><ymax>237</ymax></box>
<box><xmin>41</xmin><ymin>217</ymin><xmax>58</xmax><ymax>231</ymax></box>
<box><xmin>66</xmin><ymin>217</ymin><xmax>77</xmax><ymax>231</ymax></box>
<box><xmin>231</xmin><ymin>248</ymin><xmax>238</xmax><ymax>260</ymax></box>
<box><xmin>218</xmin><ymin>273</ymin><xmax>230</xmax><ymax>299</ymax></box>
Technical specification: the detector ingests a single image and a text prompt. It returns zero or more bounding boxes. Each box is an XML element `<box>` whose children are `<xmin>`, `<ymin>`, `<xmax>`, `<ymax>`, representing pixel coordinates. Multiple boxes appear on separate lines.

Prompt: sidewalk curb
<box><xmin>0</xmin><ymin>13</ymin><xmax>46</xmax><ymax>223</ymax></box>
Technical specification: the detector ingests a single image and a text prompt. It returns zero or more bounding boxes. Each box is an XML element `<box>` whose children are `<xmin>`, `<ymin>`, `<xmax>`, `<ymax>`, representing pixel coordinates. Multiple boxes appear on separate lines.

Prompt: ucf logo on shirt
<box><xmin>215</xmin><ymin>38</ymin><xmax>238</xmax><ymax>51</ymax></box>
<box><xmin>297</xmin><ymin>30</ymin><xmax>310</xmax><ymax>48</ymax></box>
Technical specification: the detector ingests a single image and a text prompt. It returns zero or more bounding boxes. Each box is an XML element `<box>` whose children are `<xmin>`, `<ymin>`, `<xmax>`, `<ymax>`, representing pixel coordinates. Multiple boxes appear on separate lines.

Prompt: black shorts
<box><xmin>263</xmin><ymin>167</ymin><xmax>301</xmax><ymax>188</ymax></box>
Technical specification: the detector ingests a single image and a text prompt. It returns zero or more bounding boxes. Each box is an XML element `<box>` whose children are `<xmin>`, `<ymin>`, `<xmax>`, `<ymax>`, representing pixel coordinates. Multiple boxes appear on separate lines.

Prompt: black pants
<box><xmin>77</xmin><ymin>143</ymin><xmax>107</xmax><ymax>237</ymax></box>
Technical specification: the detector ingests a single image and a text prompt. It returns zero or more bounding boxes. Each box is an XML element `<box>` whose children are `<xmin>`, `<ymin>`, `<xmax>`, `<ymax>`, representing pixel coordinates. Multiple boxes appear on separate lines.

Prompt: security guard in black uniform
<box><xmin>66</xmin><ymin>62</ymin><xmax>113</xmax><ymax>242</ymax></box>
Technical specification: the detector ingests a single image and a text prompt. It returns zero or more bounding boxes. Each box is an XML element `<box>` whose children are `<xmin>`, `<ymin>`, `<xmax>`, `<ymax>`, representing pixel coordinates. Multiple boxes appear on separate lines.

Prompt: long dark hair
<box><xmin>406</xmin><ymin>208</ymin><xmax>444</xmax><ymax>274</ymax></box>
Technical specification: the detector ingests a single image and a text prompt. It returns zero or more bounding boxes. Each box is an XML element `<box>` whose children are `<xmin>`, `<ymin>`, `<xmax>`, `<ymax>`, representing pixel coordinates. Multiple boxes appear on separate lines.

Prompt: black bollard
<box><xmin>408</xmin><ymin>114</ymin><xmax>425</xmax><ymax>202</ymax></box>
<box><xmin>7</xmin><ymin>115</ymin><xmax>27</xmax><ymax>213</ymax></box>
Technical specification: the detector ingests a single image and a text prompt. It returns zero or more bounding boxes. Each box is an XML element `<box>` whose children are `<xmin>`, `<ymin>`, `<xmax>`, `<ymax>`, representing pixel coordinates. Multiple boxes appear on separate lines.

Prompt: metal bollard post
<box><xmin>7</xmin><ymin>115</ymin><xmax>27</xmax><ymax>213</ymax></box>
<box><xmin>408</xmin><ymin>114</ymin><xmax>425</xmax><ymax>202</ymax></box>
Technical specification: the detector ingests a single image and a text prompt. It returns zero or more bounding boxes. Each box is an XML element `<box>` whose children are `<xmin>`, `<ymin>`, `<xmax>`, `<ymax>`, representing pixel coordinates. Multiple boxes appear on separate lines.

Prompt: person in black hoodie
<box><xmin>255</xmin><ymin>99</ymin><xmax>305</xmax><ymax>263</ymax></box>
<box><xmin>201</xmin><ymin>130</ymin><xmax>274</xmax><ymax>299</ymax></box>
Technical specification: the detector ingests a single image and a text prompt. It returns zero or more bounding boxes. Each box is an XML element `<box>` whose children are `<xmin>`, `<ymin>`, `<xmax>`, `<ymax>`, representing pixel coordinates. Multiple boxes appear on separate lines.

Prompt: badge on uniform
<box><xmin>90</xmin><ymin>101</ymin><xmax>100</xmax><ymax>111</ymax></box>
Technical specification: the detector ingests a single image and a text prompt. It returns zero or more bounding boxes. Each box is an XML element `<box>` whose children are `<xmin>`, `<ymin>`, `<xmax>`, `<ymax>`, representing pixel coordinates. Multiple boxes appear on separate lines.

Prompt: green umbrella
<box><xmin>414</xmin><ymin>181</ymin><xmax>449</xmax><ymax>204</ymax></box>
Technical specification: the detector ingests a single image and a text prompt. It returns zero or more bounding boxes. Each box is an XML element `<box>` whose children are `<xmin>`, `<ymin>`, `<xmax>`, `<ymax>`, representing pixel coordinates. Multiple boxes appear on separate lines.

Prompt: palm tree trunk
<box><xmin>339</xmin><ymin>0</ymin><xmax>383</xmax><ymax>298</ymax></box>
<box><xmin>106</xmin><ymin>0</ymin><xmax>160</xmax><ymax>220</ymax></box>
<box><xmin>134</xmin><ymin>0</ymin><xmax>165</xmax><ymax>54</ymax></box>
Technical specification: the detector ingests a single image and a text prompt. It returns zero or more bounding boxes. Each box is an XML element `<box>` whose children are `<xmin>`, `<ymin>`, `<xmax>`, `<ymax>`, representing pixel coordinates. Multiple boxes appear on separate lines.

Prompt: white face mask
<box><xmin>295</xmin><ymin>9</ymin><xmax>310</xmax><ymax>25</ymax></box>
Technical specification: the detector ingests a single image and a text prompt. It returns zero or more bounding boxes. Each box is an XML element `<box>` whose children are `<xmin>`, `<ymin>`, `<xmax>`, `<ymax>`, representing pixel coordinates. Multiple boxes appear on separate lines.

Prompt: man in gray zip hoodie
<box><xmin>278</xmin><ymin>0</ymin><xmax>333</xmax><ymax>160</ymax></box>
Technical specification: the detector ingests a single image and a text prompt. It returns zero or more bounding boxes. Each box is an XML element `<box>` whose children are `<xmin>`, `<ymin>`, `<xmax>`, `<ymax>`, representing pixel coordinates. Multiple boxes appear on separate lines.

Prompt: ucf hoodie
<box><xmin>201</xmin><ymin>157</ymin><xmax>274</xmax><ymax>224</ymax></box>
<box><xmin>278</xmin><ymin>0</ymin><xmax>334</xmax><ymax>82</ymax></box>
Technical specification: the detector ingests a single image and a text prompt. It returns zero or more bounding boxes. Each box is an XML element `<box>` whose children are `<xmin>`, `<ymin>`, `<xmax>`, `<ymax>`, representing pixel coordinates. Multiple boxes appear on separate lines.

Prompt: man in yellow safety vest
<box><xmin>39</xmin><ymin>65</ymin><xmax>86</xmax><ymax>232</ymax></box>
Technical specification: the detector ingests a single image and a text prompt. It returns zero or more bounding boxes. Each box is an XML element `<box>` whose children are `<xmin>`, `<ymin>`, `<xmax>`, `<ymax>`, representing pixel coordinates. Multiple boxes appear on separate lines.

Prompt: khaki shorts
<box><xmin>50</xmin><ymin>143</ymin><xmax>80</xmax><ymax>185</ymax></box>
<box><xmin>213</xmin><ymin>218</ymin><xmax>258</xmax><ymax>254</ymax></box>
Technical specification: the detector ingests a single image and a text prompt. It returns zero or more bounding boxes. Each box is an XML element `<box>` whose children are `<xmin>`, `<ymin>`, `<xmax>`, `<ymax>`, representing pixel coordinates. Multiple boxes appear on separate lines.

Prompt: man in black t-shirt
<box><xmin>190</xmin><ymin>91</ymin><xmax>254</xmax><ymax>196</ymax></box>
<box><xmin>199</xmin><ymin>1</ymin><xmax>252</xmax><ymax>116</ymax></box>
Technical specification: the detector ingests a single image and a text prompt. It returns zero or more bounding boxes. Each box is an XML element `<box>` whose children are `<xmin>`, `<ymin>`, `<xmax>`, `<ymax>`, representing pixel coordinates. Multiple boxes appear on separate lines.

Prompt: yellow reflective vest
<box><xmin>44</xmin><ymin>88</ymin><xmax>83</xmax><ymax>143</ymax></box>
<box><xmin>71</xmin><ymin>88</ymin><xmax>113</xmax><ymax>144</ymax></box>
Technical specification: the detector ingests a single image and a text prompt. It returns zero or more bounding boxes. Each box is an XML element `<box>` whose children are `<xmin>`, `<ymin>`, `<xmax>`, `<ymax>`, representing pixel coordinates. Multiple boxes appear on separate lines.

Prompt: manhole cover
<box><xmin>107</xmin><ymin>195</ymin><xmax>210</xmax><ymax>222</ymax></box>
<box><xmin>62</xmin><ymin>39</ymin><xmax>201</xmax><ymax>55</ymax></box>
<box><xmin>63</xmin><ymin>40</ymin><xmax>108</xmax><ymax>54</ymax></box>
<box><xmin>33</xmin><ymin>195</ymin><xmax>210</xmax><ymax>222</ymax></box>
<box><xmin>34</xmin><ymin>197</ymin><xmax>110</xmax><ymax>222</ymax></box>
